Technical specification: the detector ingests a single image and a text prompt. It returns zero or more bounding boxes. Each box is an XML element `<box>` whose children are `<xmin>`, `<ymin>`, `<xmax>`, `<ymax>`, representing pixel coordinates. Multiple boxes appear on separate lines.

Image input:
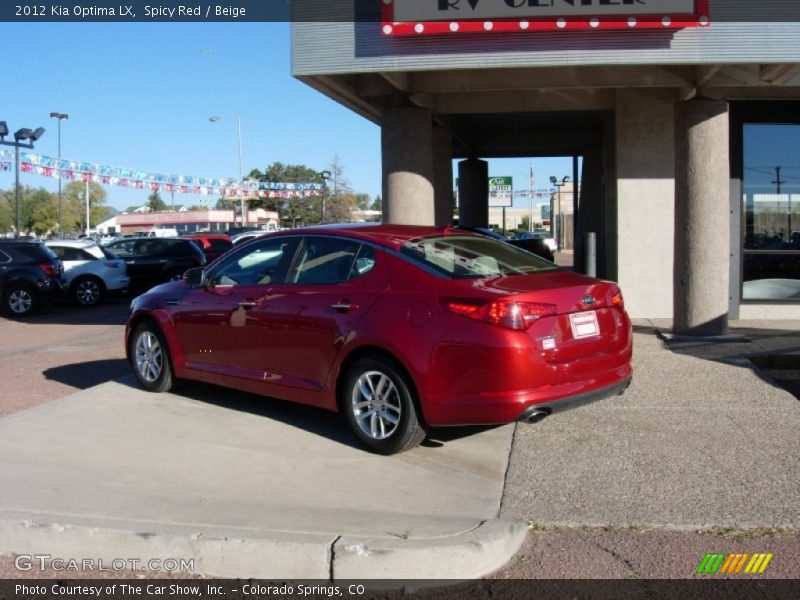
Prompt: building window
<box><xmin>742</xmin><ymin>123</ymin><xmax>800</xmax><ymax>301</ymax></box>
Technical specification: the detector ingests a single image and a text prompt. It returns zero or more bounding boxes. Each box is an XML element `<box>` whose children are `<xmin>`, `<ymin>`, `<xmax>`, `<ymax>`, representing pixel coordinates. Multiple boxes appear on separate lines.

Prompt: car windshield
<box><xmin>401</xmin><ymin>235</ymin><xmax>558</xmax><ymax>279</ymax></box>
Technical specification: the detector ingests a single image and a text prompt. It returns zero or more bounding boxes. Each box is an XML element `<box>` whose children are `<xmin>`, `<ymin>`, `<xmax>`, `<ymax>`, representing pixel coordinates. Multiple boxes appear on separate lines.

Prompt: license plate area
<box><xmin>569</xmin><ymin>310</ymin><xmax>600</xmax><ymax>339</ymax></box>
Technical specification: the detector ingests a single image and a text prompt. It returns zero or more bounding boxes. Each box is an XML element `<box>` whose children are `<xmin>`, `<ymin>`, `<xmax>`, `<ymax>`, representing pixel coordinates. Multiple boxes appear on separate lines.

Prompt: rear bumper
<box><xmin>517</xmin><ymin>377</ymin><xmax>631</xmax><ymax>422</ymax></box>
<box><xmin>425</xmin><ymin>363</ymin><xmax>633</xmax><ymax>426</ymax></box>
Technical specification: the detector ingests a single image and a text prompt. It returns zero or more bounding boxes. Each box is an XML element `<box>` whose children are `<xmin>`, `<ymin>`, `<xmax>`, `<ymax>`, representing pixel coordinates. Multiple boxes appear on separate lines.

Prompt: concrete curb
<box><xmin>334</xmin><ymin>519</ymin><xmax>528</xmax><ymax>580</ymax></box>
<box><xmin>0</xmin><ymin>515</ymin><xmax>527</xmax><ymax>582</ymax></box>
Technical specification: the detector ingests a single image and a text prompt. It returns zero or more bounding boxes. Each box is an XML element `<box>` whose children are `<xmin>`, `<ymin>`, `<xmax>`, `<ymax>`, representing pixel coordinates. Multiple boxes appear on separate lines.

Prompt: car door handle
<box><xmin>330</xmin><ymin>300</ymin><xmax>357</xmax><ymax>313</ymax></box>
<box><xmin>238</xmin><ymin>300</ymin><xmax>257</xmax><ymax>310</ymax></box>
<box><xmin>165</xmin><ymin>299</ymin><xmax>181</xmax><ymax>306</ymax></box>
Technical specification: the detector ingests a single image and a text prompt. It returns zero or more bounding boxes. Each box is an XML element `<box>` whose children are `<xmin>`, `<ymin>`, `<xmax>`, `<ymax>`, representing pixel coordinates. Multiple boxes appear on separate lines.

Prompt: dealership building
<box><xmin>292</xmin><ymin>0</ymin><xmax>800</xmax><ymax>333</ymax></box>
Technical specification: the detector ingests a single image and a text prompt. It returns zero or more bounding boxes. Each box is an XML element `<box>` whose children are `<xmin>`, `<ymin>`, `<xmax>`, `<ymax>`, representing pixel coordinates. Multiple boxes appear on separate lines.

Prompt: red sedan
<box><xmin>125</xmin><ymin>225</ymin><xmax>632</xmax><ymax>454</ymax></box>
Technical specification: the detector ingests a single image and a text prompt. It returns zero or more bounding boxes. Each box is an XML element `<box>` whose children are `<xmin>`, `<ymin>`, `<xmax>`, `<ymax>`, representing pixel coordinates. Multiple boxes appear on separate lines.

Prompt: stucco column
<box><xmin>432</xmin><ymin>124</ymin><xmax>454</xmax><ymax>226</ymax></box>
<box><xmin>381</xmin><ymin>106</ymin><xmax>435</xmax><ymax>225</ymax></box>
<box><xmin>457</xmin><ymin>158</ymin><xmax>489</xmax><ymax>228</ymax></box>
<box><xmin>674</xmin><ymin>98</ymin><xmax>730</xmax><ymax>335</ymax></box>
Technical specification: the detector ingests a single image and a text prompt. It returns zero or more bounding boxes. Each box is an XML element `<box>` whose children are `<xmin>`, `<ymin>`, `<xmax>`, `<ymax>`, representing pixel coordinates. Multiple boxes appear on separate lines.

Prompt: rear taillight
<box><xmin>444</xmin><ymin>299</ymin><xmax>557</xmax><ymax>331</ymax></box>
<box><xmin>39</xmin><ymin>263</ymin><xmax>58</xmax><ymax>277</ymax></box>
<box><xmin>611</xmin><ymin>291</ymin><xmax>624</xmax><ymax>308</ymax></box>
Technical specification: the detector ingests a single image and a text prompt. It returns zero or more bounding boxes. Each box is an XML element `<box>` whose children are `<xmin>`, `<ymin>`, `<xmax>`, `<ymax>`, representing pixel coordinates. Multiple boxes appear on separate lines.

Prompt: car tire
<box><xmin>72</xmin><ymin>276</ymin><xmax>105</xmax><ymax>306</ymax></box>
<box><xmin>342</xmin><ymin>356</ymin><xmax>427</xmax><ymax>455</ymax></box>
<box><xmin>129</xmin><ymin>321</ymin><xmax>175</xmax><ymax>393</ymax></box>
<box><xmin>4</xmin><ymin>283</ymin><xmax>37</xmax><ymax>317</ymax></box>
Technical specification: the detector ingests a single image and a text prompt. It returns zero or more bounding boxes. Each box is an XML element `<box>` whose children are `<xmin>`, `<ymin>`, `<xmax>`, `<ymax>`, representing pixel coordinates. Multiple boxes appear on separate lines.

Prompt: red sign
<box><xmin>382</xmin><ymin>0</ymin><xmax>709</xmax><ymax>36</ymax></box>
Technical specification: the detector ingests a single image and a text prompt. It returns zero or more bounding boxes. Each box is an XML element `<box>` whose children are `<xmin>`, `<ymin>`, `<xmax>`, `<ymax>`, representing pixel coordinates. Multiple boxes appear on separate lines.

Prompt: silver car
<box><xmin>45</xmin><ymin>240</ymin><xmax>130</xmax><ymax>306</ymax></box>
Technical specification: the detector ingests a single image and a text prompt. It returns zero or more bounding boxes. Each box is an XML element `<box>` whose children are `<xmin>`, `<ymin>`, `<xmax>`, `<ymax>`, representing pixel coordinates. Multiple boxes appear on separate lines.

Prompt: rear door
<box><xmin>254</xmin><ymin>236</ymin><xmax>389</xmax><ymax>396</ymax></box>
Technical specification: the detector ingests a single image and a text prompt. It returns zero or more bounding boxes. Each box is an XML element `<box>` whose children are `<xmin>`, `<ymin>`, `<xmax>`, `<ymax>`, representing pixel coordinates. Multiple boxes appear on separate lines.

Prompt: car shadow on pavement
<box><xmin>43</xmin><ymin>359</ymin><xmax>131</xmax><ymax>390</ymax></box>
<box><xmin>11</xmin><ymin>298</ymin><xmax>132</xmax><ymax>326</ymax></box>
<box><xmin>112</xmin><ymin>377</ymin><xmax>502</xmax><ymax>452</ymax></box>
<box><xmin>633</xmin><ymin>323</ymin><xmax>800</xmax><ymax>400</ymax></box>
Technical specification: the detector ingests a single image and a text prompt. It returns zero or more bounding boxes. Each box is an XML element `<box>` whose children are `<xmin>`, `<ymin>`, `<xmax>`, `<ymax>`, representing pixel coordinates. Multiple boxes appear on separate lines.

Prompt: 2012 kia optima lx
<box><xmin>125</xmin><ymin>224</ymin><xmax>632</xmax><ymax>454</ymax></box>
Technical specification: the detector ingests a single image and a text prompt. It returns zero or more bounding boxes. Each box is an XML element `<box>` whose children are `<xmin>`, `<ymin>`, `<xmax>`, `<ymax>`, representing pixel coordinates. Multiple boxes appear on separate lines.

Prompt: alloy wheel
<box><xmin>8</xmin><ymin>288</ymin><xmax>33</xmax><ymax>315</ymax></box>
<box><xmin>76</xmin><ymin>280</ymin><xmax>101</xmax><ymax>305</ymax></box>
<box><xmin>135</xmin><ymin>331</ymin><xmax>163</xmax><ymax>383</ymax></box>
<box><xmin>351</xmin><ymin>370</ymin><xmax>402</xmax><ymax>440</ymax></box>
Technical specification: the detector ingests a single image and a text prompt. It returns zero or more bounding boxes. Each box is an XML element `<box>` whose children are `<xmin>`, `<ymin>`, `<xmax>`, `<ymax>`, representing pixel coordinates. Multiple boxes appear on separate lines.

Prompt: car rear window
<box><xmin>400</xmin><ymin>235</ymin><xmax>557</xmax><ymax>279</ymax></box>
<box><xmin>209</xmin><ymin>238</ymin><xmax>233</xmax><ymax>252</ymax></box>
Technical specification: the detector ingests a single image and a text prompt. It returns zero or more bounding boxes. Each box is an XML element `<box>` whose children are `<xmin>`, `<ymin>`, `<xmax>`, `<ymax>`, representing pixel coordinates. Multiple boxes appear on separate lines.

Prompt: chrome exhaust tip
<box><xmin>525</xmin><ymin>409</ymin><xmax>550</xmax><ymax>424</ymax></box>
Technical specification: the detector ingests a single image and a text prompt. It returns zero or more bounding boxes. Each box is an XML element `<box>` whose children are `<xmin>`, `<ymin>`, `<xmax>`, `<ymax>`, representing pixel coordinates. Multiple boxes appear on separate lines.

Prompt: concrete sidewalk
<box><xmin>0</xmin><ymin>379</ymin><xmax>525</xmax><ymax>579</ymax></box>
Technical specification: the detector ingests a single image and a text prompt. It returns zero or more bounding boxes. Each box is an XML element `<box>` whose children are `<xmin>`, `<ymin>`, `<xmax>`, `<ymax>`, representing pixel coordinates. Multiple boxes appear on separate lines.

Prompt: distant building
<box><xmin>114</xmin><ymin>208</ymin><xmax>280</xmax><ymax>234</ymax></box>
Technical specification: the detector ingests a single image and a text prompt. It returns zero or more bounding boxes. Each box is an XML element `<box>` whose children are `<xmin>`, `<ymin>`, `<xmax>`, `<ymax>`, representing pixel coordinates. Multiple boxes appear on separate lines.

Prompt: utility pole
<box><xmin>772</xmin><ymin>166</ymin><xmax>785</xmax><ymax>194</ymax></box>
<box><xmin>85</xmin><ymin>179</ymin><xmax>90</xmax><ymax>236</ymax></box>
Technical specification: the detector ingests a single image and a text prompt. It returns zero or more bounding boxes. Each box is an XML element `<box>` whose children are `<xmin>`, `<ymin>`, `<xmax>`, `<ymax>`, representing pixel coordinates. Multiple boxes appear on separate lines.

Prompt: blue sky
<box><xmin>0</xmin><ymin>22</ymin><xmax>573</xmax><ymax>211</ymax></box>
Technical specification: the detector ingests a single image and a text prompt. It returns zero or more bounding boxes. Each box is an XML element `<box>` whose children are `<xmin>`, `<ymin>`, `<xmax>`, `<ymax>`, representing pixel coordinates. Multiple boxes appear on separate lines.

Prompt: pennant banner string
<box><xmin>0</xmin><ymin>150</ymin><xmax>325</xmax><ymax>197</ymax></box>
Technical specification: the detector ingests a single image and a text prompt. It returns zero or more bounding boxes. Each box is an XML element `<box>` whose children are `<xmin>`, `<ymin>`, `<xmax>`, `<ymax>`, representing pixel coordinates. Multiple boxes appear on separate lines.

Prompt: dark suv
<box><xmin>105</xmin><ymin>237</ymin><xmax>206</xmax><ymax>293</ymax></box>
<box><xmin>0</xmin><ymin>240</ymin><xmax>67</xmax><ymax>317</ymax></box>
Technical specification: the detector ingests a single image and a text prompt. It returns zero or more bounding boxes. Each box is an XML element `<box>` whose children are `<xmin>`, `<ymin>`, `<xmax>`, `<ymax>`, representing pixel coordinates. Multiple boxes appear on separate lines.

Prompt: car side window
<box><xmin>77</xmin><ymin>248</ymin><xmax>98</xmax><ymax>261</ymax></box>
<box><xmin>109</xmin><ymin>240</ymin><xmax>136</xmax><ymax>258</ymax></box>
<box><xmin>349</xmin><ymin>244</ymin><xmax>376</xmax><ymax>279</ymax></box>
<box><xmin>290</xmin><ymin>237</ymin><xmax>362</xmax><ymax>285</ymax></box>
<box><xmin>49</xmin><ymin>246</ymin><xmax>67</xmax><ymax>260</ymax></box>
<box><xmin>208</xmin><ymin>237</ymin><xmax>299</xmax><ymax>287</ymax></box>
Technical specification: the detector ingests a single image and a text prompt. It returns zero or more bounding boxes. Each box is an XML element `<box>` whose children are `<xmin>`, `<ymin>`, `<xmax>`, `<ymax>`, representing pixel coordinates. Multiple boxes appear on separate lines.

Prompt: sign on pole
<box><xmin>488</xmin><ymin>176</ymin><xmax>513</xmax><ymax>208</ymax></box>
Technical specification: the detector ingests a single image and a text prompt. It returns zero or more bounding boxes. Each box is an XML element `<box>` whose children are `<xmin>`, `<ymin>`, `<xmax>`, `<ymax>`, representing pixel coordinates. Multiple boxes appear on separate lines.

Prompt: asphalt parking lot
<box><xmin>0</xmin><ymin>302</ymin><xmax>798</xmax><ymax>580</ymax></box>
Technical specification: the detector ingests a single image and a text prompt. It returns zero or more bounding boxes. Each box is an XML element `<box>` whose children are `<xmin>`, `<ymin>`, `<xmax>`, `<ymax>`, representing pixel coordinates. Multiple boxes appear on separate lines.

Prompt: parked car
<box><xmin>134</xmin><ymin>228</ymin><xmax>180</xmax><ymax>238</ymax></box>
<box><xmin>45</xmin><ymin>240</ymin><xmax>130</xmax><ymax>306</ymax></box>
<box><xmin>514</xmin><ymin>230</ymin><xmax>558</xmax><ymax>253</ymax></box>
<box><xmin>231</xmin><ymin>230</ymin><xmax>268</xmax><ymax>246</ymax></box>
<box><xmin>126</xmin><ymin>224</ymin><xmax>632</xmax><ymax>454</ymax></box>
<box><xmin>0</xmin><ymin>240</ymin><xmax>66</xmax><ymax>317</ymax></box>
<box><xmin>460</xmin><ymin>227</ymin><xmax>555</xmax><ymax>262</ymax></box>
<box><xmin>105</xmin><ymin>237</ymin><xmax>205</xmax><ymax>293</ymax></box>
<box><xmin>182</xmin><ymin>233</ymin><xmax>233</xmax><ymax>263</ymax></box>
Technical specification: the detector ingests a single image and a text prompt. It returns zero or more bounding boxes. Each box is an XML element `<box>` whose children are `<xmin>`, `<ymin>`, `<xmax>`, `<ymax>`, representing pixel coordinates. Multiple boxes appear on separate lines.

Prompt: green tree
<box><xmin>62</xmin><ymin>181</ymin><xmax>109</xmax><ymax>232</ymax></box>
<box><xmin>248</xmin><ymin>161</ymin><xmax>327</xmax><ymax>227</ymax></box>
<box><xmin>148</xmin><ymin>191</ymin><xmax>167</xmax><ymax>212</ymax></box>
<box><xmin>322</xmin><ymin>154</ymin><xmax>355</xmax><ymax>224</ymax></box>
<box><xmin>0</xmin><ymin>193</ymin><xmax>12</xmax><ymax>234</ymax></box>
<box><xmin>370</xmin><ymin>195</ymin><xmax>382</xmax><ymax>212</ymax></box>
<box><xmin>354</xmin><ymin>193</ymin><xmax>371</xmax><ymax>211</ymax></box>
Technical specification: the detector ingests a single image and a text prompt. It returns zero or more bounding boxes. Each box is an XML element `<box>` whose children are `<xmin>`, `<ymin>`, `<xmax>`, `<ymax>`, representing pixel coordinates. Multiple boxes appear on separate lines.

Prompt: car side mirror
<box><xmin>183</xmin><ymin>267</ymin><xmax>206</xmax><ymax>288</ymax></box>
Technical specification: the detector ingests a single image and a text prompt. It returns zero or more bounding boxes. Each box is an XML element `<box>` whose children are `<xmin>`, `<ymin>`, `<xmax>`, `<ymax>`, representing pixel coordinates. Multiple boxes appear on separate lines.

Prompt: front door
<box><xmin>172</xmin><ymin>236</ymin><xmax>300</xmax><ymax>380</ymax></box>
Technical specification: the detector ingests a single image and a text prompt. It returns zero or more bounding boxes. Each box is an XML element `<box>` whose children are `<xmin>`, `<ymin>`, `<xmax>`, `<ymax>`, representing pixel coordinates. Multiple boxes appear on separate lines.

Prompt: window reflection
<box><xmin>742</xmin><ymin>124</ymin><xmax>800</xmax><ymax>300</ymax></box>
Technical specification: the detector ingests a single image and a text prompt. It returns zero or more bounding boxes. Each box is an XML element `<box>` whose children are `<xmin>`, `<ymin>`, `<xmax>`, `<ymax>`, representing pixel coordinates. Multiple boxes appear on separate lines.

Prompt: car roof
<box><xmin>265</xmin><ymin>224</ymin><xmax>481</xmax><ymax>251</ymax></box>
<box><xmin>45</xmin><ymin>239</ymin><xmax>98</xmax><ymax>248</ymax></box>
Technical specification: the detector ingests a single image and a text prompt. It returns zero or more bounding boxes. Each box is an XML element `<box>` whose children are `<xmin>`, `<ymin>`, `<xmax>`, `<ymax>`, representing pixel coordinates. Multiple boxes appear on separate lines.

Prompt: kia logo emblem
<box><xmin>582</xmin><ymin>295</ymin><xmax>595</xmax><ymax>305</ymax></box>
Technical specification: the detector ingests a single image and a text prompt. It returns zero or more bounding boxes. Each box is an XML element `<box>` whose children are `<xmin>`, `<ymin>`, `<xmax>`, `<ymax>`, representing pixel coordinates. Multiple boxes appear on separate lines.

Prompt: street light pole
<box><xmin>0</xmin><ymin>122</ymin><xmax>45</xmax><ymax>238</ymax></box>
<box><xmin>84</xmin><ymin>178</ymin><xmax>91</xmax><ymax>237</ymax></box>
<box><xmin>50</xmin><ymin>112</ymin><xmax>68</xmax><ymax>235</ymax></box>
<box><xmin>236</xmin><ymin>117</ymin><xmax>244</xmax><ymax>228</ymax></box>
<box><xmin>210</xmin><ymin>115</ymin><xmax>245</xmax><ymax>228</ymax></box>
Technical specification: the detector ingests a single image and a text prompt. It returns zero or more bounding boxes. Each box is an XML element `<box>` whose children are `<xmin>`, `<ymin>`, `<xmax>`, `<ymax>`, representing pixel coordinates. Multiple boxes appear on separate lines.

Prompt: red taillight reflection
<box><xmin>39</xmin><ymin>263</ymin><xmax>58</xmax><ymax>277</ymax></box>
<box><xmin>611</xmin><ymin>291</ymin><xmax>624</xmax><ymax>307</ymax></box>
<box><xmin>445</xmin><ymin>299</ymin><xmax>557</xmax><ymax>330</ymax></box>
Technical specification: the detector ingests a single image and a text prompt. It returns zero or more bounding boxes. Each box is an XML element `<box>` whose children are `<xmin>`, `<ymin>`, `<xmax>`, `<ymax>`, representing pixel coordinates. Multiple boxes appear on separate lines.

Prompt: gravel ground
<box><xmin>0</xmin><ymin>299</ymin><xmax>130</xmax><ymax>416</ymax></box>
